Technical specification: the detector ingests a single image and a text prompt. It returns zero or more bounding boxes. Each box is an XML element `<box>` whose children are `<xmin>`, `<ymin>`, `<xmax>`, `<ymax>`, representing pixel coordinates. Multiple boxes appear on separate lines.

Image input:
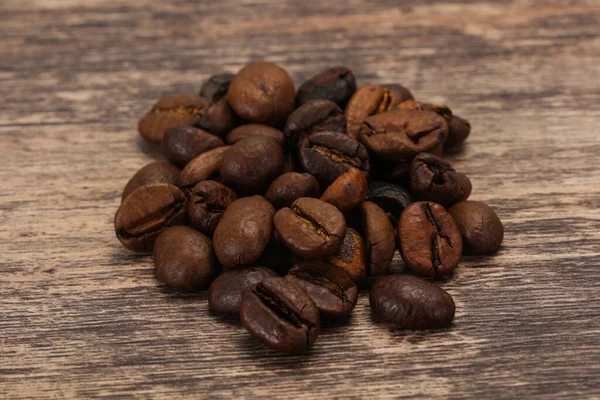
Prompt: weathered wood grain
<box><xmin>1</xmin><ymin>0</ymin><xmax>599</xmax><ymax>398</ymax></box>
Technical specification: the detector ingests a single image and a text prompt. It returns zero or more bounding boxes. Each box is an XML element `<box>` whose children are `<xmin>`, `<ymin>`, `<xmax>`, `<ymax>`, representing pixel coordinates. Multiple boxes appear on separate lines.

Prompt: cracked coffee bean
<box><xmin>213</xmin><ymin>196</ymin><xmax>275</xmax><ymax>268</ymax></box>
<box><xmin>360</xmin><ymin>201</ymin><xmax>396</xmax><ymax>276</ymax></box>
<box><xmin>398</xmin><ymin>201</ymin><xmax>463</xmax><ymax>278</ymax></box>
<box><xmin>227</xmin><ymin>62</ymin><xmax>295</xmax><ymax>128</ymax></box>
<box><xmin>320</xmin><ymin>167</ymin><xmax>367</xmax><ymax>213</ymax></box>
<box><xmin>327</xmin><ymin>228</ymin><xmax>367</xmax><ymax>284</ymax></box>
<box><xmin>409</xmin><ymin>153</ymin><xmax>472</xmax><ymax>205</ymax></box>
<box><xmin>178</xmin><ymin>145</ymin><xmax>231</xmax><ymax>190</ymax></box>
<box><xmin>448</xmin><ymin>201</ymin><xmax>504</xmax><ymax>255</ymax></box>
<box><xmin>138</xmin><ymin>94</ymin><xmax>209</xmax><ymax>144</ymax></box>
<box><xmin>274</xmin><ymin>197</ymin><xmax>346</xmax><ymax>259</ymax></box>
<box><xmin>284</xmin><ymin>99</ymin><xmax>346</xmax><ymax>148</ymax></box>
<box><xmin>197</xmin><ymin>96</ymin><xmax>238</xmax><ymax>137</ymax></box>
<box><xmin>368</xmin><ymin>181</ymin><xmax>414</xmax><ymax>218</ymax></box>
<box><xmin>265</xmin><ymin>172</ymin><xmax>320</xmax><ymax>210</ymax></box>
<box><xmin>208</xmin><ymin>266</ymin><xmax>278</xmax><ymax>315</ymax></box>
<box><xmin>153</xmin><ymin>226</ymin><xmax>220</xmax><ymax>290</ymax></box>
<box><xmin>298</xmin><ymin>131</ymin><xmax>370</xmax><ymax>187</ymax></box>
<box><xmin>121</xmin><ymin>161</ymin><xmax>181</xmax><ymax>201</ymax></box>
<box><xmin>114</xmin><ymin>183</ymin><xmax>188</xmax><ymax>252</ymax></box>
<box><xmin>370</xmin><ymin>274</ymin><xmax>455</xmax><ymax>329</ymax></box>
<box><xmin>285</xmin><ymin>261</ymin><xmax>357</xmax><ymax>319</ymax></box>
<box><xmin>226</xmin><ymin>124</ymin><xmax>284</xmax><ymax>145</ymax></box>
<box><xmin>188</xmin><ymin>180</ymin><xmax>238</xmax><ymax>236</ymax></box>
<box><xmin>199</xmin><ymin>72</ymin><xmax>236</xmax><ymax>103</ymax></box>
<box><xmin>295</xmin><ymin>66</ymin><xmax>356</xmax><ymax>109</ymax></box>
<box><xmin>240</xmin><ymin>277</ymin><xmax>320</xmax><ymax>353</ymax></box>
<box><xmin>162</xmin><ymin>125</ymin><xmax>224</xmax><ymax>168</ymax></box>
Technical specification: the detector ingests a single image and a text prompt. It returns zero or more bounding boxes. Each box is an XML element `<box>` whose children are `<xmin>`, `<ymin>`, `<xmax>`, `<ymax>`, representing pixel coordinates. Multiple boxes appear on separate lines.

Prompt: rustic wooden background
<box><xmin>1</xmin><ymin>0</ymin><xmax>599</xmax><ymax>398</ymax></box>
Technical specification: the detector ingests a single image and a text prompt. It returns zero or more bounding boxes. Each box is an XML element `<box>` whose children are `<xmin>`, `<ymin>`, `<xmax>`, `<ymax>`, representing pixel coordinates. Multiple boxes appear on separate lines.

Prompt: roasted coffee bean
<box><xmin>398</xmin><ymin>201</ymin><xmax>462</xmax><ymax>278</ymax></box>
<box><xmin>200</xmin><ymin>72</ymin><xmax>236</xmax><ymax>103</ymax></box>
<box><xmin>327</xmin><ymin>228</ymin><xmax>367</xmax><ymax>284</ymax></box>
<box><xmin>213</xmin><ymin>196</ymin><xmax>275</xmax><ymax>268</ymax></box>
<box><xmin>396</xmin><ymin>99</ymin><xmax>452</xmax><ymax>118</ymax></box>
<box><xmin>274</xmin><ymin>197</ymin><xmax>346</xmax><ymax>259</ymax></box>
<box><xmin>368</xmin><ymin>181</ymin><xmax>414</xmax><ymax>218</ymax></box>
<box><xmin>162</xmin><ymin>125</ymin><xmax>224</xmax><ymax>168</ymax></box>
<box><xmin>345</xmin><ymin>85</ymin><xmax>406</xmax><ymax>140</ymax></box>
<box><xmin>220</xmin><ymin>136</ymin><xmax>285</xmax><ymax>195</ymax></box>
<box><xmin>227</xmin><ymin>62</ymin><xmax>295</xmax><ymax>127</ymax></box>
<box><xmin>296</xmin><ymin>67</ymin><xmax>357</xmax><ymax>109</ymax></box>
<box><xmin>178</xmin><ymin>146</ymin><xmax>231</xmax><ymax>189</ymax></box>
<box><xmin>265</xmin><ymin>172</ymin><xmax>320</xmax><ymax>209</ymax></box>
<box><xmin>115</xmin><ymin>183</ymin><xmax>188</xmax><ymax>252</ymax></box>
<box><xmin>153</xmin><ymin>226</ymin><xmax>220</xmax><ymax>290</ymax></box>
<box><xmin>121</xmin><ymin>161</ymin><xmax>181</xmax><ymax>201</ymax></box>
<box><xmin>197</xmin><ymin>97</ymin><xmax>238</xmax><ymax>137</ymax></box>
<box><xmin>240</xmin><ymin>277</ymin><xmax>320</xmax><ymax>353</ymax></box>
<box><xmin>448</xmin><ymin>201</ymin><xmax>504</xmax><ymax>255</ymax></box>
<box><xmin>320</xmin><ymin>167</ymin><xmax>367</xmax><ymax>213</ymax></box>
<box><xmin>285</xmin><ymin>261</ymin><xmax>357</xmax><ymax>319</ymax></box>
<box><xmin>445</xmin><ymin>115</ymin><xmax>471</xmax><ymax>147</ymax></box>
<box><xmin>298</xmin><ymin>131</ymin><xmax>370</xmax><ymax>187</ymax></box>
<box><xmin>188</xmin><ymin>180</ymin><xmax>238</xmax><ymax>236</ymax></box>
<box><xmin>360</xmin><ymin>201</ymin><xmax>396</xmax><ymax>276</ymax></box>
<box><xmin>208</xmin><ymin>266</ymin><xmax>278</xmax><ymax>315</ymax></box>
<box><xmin>409</xmin><ymin>153</ymin><xmax>472</xmax><ymax>205</ymax></box>
<box><xmin>226</xmin><ymin>124</ymin><xmax>284</xmax><ymax>145</ymax></box>
<box><xmin>257</xmin><ymin>230</ymin><xmax>296</xmax><ymax>274</ymax></box>
<box><xmin>138</xmin><ymin>95</ymin><xmax>209</xmax><ymax>144</ymax></box>
<box><xmin>370</xmin><ymin>274</ymin><xmax>455</xmax><ymax>329</ymax></box>
<box><xmin>358</xmin><ymin>110</ymin><xmax>448</xmax><ymax>161</ymax></box>
<box><xmin>381</xmin><ymin>83</ymin><xmax>414</xmax><ymax>103</ymax></box>
<box><xmin>284</xmin><ymin>99</ymin><xmax>346</xmax><ymax>148</ymax></box>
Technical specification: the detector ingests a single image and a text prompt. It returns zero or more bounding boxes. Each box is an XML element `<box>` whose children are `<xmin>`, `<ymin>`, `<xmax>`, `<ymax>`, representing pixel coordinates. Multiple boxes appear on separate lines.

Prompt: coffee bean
<box><xmin>220</xmin><ymin>136</ymin><xmax>285</xmax><ymax>195</ymax></box>
<box><xmin>208</xmin><ymin>266</ymin><xmax>278</xmax><ymax>315</ymax></box>
<box><xmin>257</xmin><ymin>230</ymin><xmax>296</xmax><ymax>274</ymax></box>
<box><xmin>397</xmin><ymin>201</ymin><xmax>462</xmax><ymax>278</ymax></box>
<box><xmin>227</xmin><ymin>62</ymin><xmax>295</xmax><ymax>127</ymax></box>
<box><xmin>115</xmin><ymin>183</ymin><xmax>188</xmax><ymax>252</ymax></box>
<box><xmin>178</xmin><ymin>145</ymin><xmax>231</xmax><ymax>190</ymax></box>
<box><xmin>396</xmin><ymin>99</ymin><xmax>452</xmax><ymax>118</ymax></box>
<box><xmin>327</xmin><ymin>228</ymin><xmax>367</xmax><ymax>284</ymax></box>
<box><xmin>448</xmin><ymin>201</ymin><xmax>504</xmax><ymax>255</ymax></box>
<box><xmin>296</xmin><ymin>67</ymin><xmax>356</xmax><ymax>109</ymax></box>
<box><xmin>298</xmin><ymin>131</ymin><xmax>370</xmax><ymax>187</ymax></box>
<box><xmin>320</xmin><ymin>167</ymin><xmax>367</xmax><ymax>213</ymax></box>
<box><xmin>138</xmin><ymin>95</ymin><xmax>209</xmax><ymax>144</ymax></box>
<box><xmin>265</xmin><ymin>172</ymin><xmax>320</xmax><ymax>209</ymax></box>
<box><xmin>370</xmin><ymin>274</ymin><xmax>455</xmax><ymax>329</ymax></box>
<box><xmin>367</xmin><ymin>181</ymin><xmax>414</xmax><ymax>218</ymax></box>
<box><xmin>358</xmin><ymin>110</ymin><xmax>448</xmax><ymax>162</ymax></box>
<box><xmin>121</xmin><ymin>161</ymin><xmax>181</xmax><ymax>201</ymax></box>
<box><xmin>240</xmin><ymin>277</ymin><xmax>320</xmax><ymax>353</ymax></box>
<box><xmin>274</xmin><ymin>197</ymin><xmax>346</xmax><ymax>259</ymax></box>
<box><xmin>285</xmin><ymin>261</ymin><xmax>357</xmax><ymax>319</ymax></box>
<box><xmin>188</xmin><ymin>180</ymin><xmax>238</xmax><ymax>236</ymax></box>
<box><xmin>162</xmin><ymin>125</ymin><xmax>225</xmax><ymax>168</ymax></box>
<box><xmin>197</xmin><ymin>97</ymin><xmax>238</xmax><ymax>137</ymax></box>
<box><xmin>213</xmin><ymin>196</ymin><xmax>275</xmax><ymax>268</ymax></box>
<box><xmin>200</xmin><ymin>72</ymin><xmax>236</xmax><ymax>103</ymax></box>
<box><xmin>226</xmin><ymin>124</ymin><xmax>284</xmax><ymax>145</ymax></box>
<box><xmin>153</xmin><ymin>226</ymin><xmax>220</xmax><ymax>290</ymax></box>
<box><xmin>284</xmin><ymin>99</ymin><xmax>346</xmax><ymax>148</ymax></box>
<box><xmin>445</xmin><ymin>115</ymin><xmax>471</xmax><ymax>147</ymax></box>
<box><xmin>409</xmin><ymin>153</ymin><xmax>471</xmax><ymax>205</ymax></box>
<box><xmin>361</xmin><ymin>201</ymin><xmax>396</xmax><ymax>276</ymax></box>
<box><xmin>381</xmin><ymin>83</ymin><xmax>414</xmax><ymax>103</ymax></box>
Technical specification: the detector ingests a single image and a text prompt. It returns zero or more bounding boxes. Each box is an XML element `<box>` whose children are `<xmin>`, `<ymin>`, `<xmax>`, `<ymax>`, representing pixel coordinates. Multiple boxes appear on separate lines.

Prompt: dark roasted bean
<box><xmin>409</xmin><ymin>153</ymin><xmax>471</xmax><ymax>205</ymax></box>
<box><xmin>284</xmin><ymin>99</ymin><xmax>346</xmax><ymax>148</ymax></box>
<box><xmin>121</xmin><ymin>161</ymin><xmax>181</xmax><ymax>201</ymax></box>
<box><xmin>448</xmin><ymin>201</ymin><xmax>504</xmax><ymax>255</ymax></box>
<box><xmin>162</xmin><ymin>125</ymin><xmax>224</xmax><ymax>168</ymax></box>
<box><xmin>360</xmin><ymin>201</ymin><xmax>396</xmax><ymax>276</ymax></box>
<box><xmin>296</xmin><ymin>67</ymin><xmax>357</xmax><ymax>109</ymax></box>
<box><xmin>265</xmin><ymin>172</ymin><xmax>320</xmax><ymax>209</ymax></box>
<box><xmin>178</xmin><ymin>146</ymin><xmax>231</xmax><ymax>190</ymax></box>
<box><xmin>188</xmin><ymin>180</ymin><xmax>238</xmax><ymax>236</ymax></box>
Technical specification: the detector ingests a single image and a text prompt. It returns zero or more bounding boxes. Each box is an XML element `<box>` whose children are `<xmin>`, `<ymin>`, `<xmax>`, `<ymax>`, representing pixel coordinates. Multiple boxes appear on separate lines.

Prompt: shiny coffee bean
<box><xmin>265</xmin><ymin>172</ymin><xmax>320</xmax><ymax>209</ymax></box>
<box><xmin>398</xmin><ymin>201</ymin><xmax>463</xmax><ymax>278</ymax></box>
<box><xmin>285</xmin><ymin>261</ymin><xmax>357</xmax><ymax>319</ymax></box>
<box><xmin>226</xmin><ymin>124</ymin><xmax>284</xmax><ymax>145</ymax></box>
<box><xmin>199</xmin><ymin>72</ymin><xmax>236</xmax><ymax>103</ymax></box>
<box><xmin>138</xmin><ymin>94</ymin><xmax>209</xmax><ymax>144</ymax></box>
<box><xmin>115</xmin><ymin>183</ymin><xmax>188</xmax><ymax>252</ymax></box>
<box><xmin>284</xmin><ymin>99</ymin><xmax>346</xmax><ymax>148</ymax></box>
<box><xmin>409</xmin><ymin>153</ymin><xmax>471</xmax><ymax>205</ymax></box>
<box><xmin>213</xmin><ymin>196</ymin><xmax>275</xmax><ymax>268</ymax></box>
<box><xmin>345</xmin><ymin>85</ymin><xmax>406</xmax><ymax>139</ymax></box>
<box><xmin>370</xmin><ymin>274</ymin><xmax>455</xmax><ymax>329</ymax></box>
<box><xmin>162</xmin><ymin>125</ymin><xmax>224</xmax><ymax>168</ymax></box>
<box><xmin>178</xmin><ymin>146</ymin><xmax>231</xmax><ymax>189</ymax></box>
<box><xmin>220</xmin><ymin>136</ymin><xmax>285</xmax><ymax>195</ymax></box>
<box><xmin>320</xmin><ymin>167</ymin><xmax>367</xmax><ymax>213</ymax></box>
<box><xmin>208</xmin><ymin>266</ymin><xmax>278</xmax><ymax>315</ymax></box>
<box><xmin>153</xmin><ymin>226</ymin><xmax>220</xmax><ymax>290</ymax></box>
<box><xmin>298</xmin><ymin>131</ymin><xmax>370</xmax><ymax>187</ymax></box>
<box><xmin>448</xmin><ymin>201</ymin><xmax>504</xmax><ymax>255</ymax></box>
<box><xmin>197</xmin><ymin>96</ymin><xmax>238</xmax><ymax>137</ymax></box>
<box><xmin>227</xmin><ymin>62</ymin><xmax>295</xmax><ymax>127</ymax></box>
<box><xmin>327</xmin><ymin>228</ymin><xmax>367</xmax><ymax>284</ymax></box>
<box><xmin>274</xmin><ymin>197</ymin><xmax>346</xmax><ymax>259</ymax></box>
<box><xmin>257</xmin><ymin>230</ymin><xmax>296</xmax><ymax>274</ymax></box>
<box><xmin>381</xmin><ymin>83</ymin><xmax>414</xmax><ymax>103</ymax></box>
<box><xmin>296</xmin><ymin>67</ymin><xmax>356</xmax><ymax>109</ymax></box>
<box><xmin>188</xmin><ymin>180</ymin><xmax>238</xmax><ymax>236</ymax></box>
<box><xmin>121</xmin><ymin>161</ymin><xmax>181</xmax><ymax>201</ymax></box>
<box><xmin>368</xmin><ymin>181</ymin><xmax>414</xmax><ymax>218</ymax></box>
<box><xmin>240</xmin><ymin>277</ymin><xmax>320</xmax><ymax>353</ymax></box>
<box><xmin>360</xmin><ymin>201</ymin><xmax>396</xmax><ymax>276</ymax></box>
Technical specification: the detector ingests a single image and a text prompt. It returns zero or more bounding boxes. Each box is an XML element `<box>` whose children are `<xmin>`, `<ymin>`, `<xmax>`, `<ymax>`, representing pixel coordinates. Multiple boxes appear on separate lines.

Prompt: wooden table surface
<box><xmin>2</xmin><ymin>0</ymin><xmax>599</xmax><ymax>398</ymax></box>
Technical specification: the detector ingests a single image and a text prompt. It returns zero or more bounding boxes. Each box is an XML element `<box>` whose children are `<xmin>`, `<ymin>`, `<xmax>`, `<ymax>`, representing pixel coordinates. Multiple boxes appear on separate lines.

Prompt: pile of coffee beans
<box><xmin>115</xmin><ymin>62</ymin><xmax>504</xmax><ymax>353</ymax></box>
